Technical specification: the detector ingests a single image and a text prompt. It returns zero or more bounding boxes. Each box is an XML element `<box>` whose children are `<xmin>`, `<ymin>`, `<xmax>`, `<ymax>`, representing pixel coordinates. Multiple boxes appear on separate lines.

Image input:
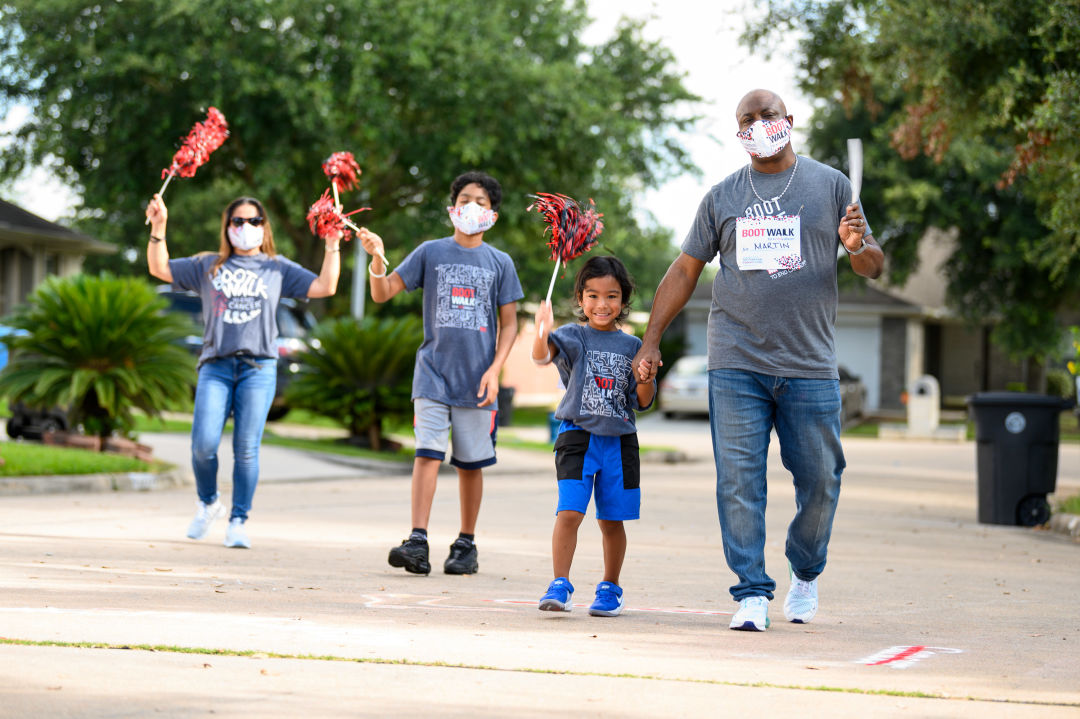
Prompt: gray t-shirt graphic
<box><xmin>681</xmin><ymin>155</ymin><xmax>870</xmax><ymax>379</ymax></box>
<box><xmin>395</xmin><ymin>237</ymin><xmax>523</xmax><ymax>409</ymax></box>
<box><xmin>550</xmin><ymin>324</ymin><xmax>652</xmax><ymax>436</ymax></box>
<box><xmin>169</xmin><ymin>253</ymin><xmax>316</xmax><ymax>367</ymax></box>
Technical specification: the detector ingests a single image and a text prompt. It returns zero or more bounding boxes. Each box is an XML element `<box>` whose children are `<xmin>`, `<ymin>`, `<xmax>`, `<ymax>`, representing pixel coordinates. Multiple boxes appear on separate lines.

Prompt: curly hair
<box><xmin>450</xmin><ymin>171</ymin><xmax>502</xmax><ymax>211</ymax></box>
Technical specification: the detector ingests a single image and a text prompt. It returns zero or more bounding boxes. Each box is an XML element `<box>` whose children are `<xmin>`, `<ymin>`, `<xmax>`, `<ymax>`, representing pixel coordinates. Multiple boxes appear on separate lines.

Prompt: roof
<box><xmin>0</xmin><ymin>198</ymin><xmax>115</xmax><ymax>254</ymax></box>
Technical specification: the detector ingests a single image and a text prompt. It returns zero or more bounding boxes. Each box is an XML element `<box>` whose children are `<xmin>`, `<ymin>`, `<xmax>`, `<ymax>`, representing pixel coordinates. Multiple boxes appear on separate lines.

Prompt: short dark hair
<box><xmin>573</xmin><ymin>255</ymin><xmax>635</xmax><ymax>324</ymax></box>
<box><xmin>450</xmin><ymin>171</ymin><xmax>502</xmax><ymax>211</ymax></box>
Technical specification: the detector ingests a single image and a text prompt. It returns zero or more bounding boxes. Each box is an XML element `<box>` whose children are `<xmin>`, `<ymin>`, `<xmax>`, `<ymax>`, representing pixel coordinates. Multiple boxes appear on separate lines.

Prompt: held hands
<box><xmin>632</xmin><ymin>345</ymin><xmax>662</xmax><ymax>384</ymax></box>
<box><xmin>838</xmin><ymin>202</ymin><xmax>866</xmax><ymax>250</ymax></box>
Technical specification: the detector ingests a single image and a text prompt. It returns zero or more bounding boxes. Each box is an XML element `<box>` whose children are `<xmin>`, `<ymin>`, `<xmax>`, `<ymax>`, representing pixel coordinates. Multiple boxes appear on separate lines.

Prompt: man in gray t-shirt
<box><xmin>634</xmin><ymin>89</ymin><xmax>884</xmax><ymax>632</ymax></box>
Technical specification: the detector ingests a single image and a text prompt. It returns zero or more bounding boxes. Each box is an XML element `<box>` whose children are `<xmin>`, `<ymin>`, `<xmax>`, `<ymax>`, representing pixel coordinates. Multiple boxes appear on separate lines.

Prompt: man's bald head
<box><xmin>736</xmin><ymin>89</ymin><xmax>789</xmax><ymax>129</ymax></box>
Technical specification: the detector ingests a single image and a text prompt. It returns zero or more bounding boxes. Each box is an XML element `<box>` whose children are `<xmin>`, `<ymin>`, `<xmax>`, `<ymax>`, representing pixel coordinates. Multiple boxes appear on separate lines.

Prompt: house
<box><xmin>0</xmin><ymin>198</ymin><xmax>115</xmax><ymax>316</ymax></box>
<box><xmin>676</xmin><ymin>228</ymin><xmax>1031</xmax><ymax>414</ymax></box>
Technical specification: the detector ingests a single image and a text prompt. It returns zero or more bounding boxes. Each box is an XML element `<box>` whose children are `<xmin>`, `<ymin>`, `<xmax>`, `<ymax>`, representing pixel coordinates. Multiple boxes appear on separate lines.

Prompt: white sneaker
<box><xmin>784</xmin><ymin>575</ymin><xmax>819</xmax><ymax>623</ymax></box>
<box><xmin>224</xmin><ymin>518</ymin><xmax>250</xmax><ymax>549</ymax></box>
<box><xmin>186</xmin><ymin>500</ymin><xmax>225</xmax><ymax>540</ymax></box>
<box><xmin>729</xmin><ymin>596</ymin><xmax>770</xmax><ymax>631</ymax></box>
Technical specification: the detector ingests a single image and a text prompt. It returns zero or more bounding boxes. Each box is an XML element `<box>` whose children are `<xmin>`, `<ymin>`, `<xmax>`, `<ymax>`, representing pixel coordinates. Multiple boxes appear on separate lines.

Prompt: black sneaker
<box><xmin>443</xmin><ymin>538</ymin><xmax>479</xmax><ymax>575</ymax></box>
<box><xmin>388</xmin><ymin>537</ymin><xmax>431</xmax><ymax>575</ymax></box>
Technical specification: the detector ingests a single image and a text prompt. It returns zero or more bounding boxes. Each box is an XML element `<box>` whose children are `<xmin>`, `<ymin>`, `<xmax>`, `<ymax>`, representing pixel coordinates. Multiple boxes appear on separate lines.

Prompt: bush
<box><xmin>0</xmin><ymin>273</ymin><xmax>196</xmax><ymax>441</ymax></box>
<box><xmin>284</xmin><ymin>315</ymin><xmax>422</xmax><ymax>450</ymax></box>
<box><xmin>1047</xmin><ymin>369</ymin><xmax>1075</xmax><ymax>399</ymax></box>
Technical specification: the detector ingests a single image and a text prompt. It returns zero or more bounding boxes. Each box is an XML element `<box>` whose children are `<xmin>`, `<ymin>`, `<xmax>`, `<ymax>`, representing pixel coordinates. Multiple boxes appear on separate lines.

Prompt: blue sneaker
<box><xmin>588</xmin><ymin>581</ymin><xmax>624</xmax><ymax>617</ymax></box>
<box><xmin>539</xmin><ymin>577</ymin><xmax>574</xmax><ymax>612</ymax></box>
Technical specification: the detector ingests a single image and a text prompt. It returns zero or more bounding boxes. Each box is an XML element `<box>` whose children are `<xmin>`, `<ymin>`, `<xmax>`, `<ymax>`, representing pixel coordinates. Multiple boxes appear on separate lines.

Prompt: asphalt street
<box><xmin>1</xmin><ymin>414</ymin><xmax>1078</xmax><ymax>717</ymax></box>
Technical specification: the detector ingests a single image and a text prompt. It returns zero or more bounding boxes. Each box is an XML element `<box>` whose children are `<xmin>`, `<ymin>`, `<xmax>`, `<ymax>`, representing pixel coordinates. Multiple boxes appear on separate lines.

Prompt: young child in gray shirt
<box><xmin>531</xmin><ymin>255</ymin><xmax>655</xmax><ymax>617</ymax></box>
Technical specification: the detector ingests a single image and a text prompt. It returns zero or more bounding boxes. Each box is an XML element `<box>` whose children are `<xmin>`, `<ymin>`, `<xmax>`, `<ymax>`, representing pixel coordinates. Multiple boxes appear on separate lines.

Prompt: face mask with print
<box><xmin>447</xmin><ymin>202</ymin><xmax>497</xmax><ymax>235</ymax></box>
<box><xmin>228</xmin><ymin>223</ymin><xmax>264</xmax><ymax>251</ymax></box>
<box><xmin>736</xmin><ymin>118</ymin><xmax>792</xmax><ymax>158</ymax></box>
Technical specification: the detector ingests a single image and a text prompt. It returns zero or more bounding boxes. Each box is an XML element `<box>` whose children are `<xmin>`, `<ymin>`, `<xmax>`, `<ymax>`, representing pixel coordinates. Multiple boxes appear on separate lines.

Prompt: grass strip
<box><xmin>0</xmin><ymin>442</ymin><xmax>162</xmax><ymax>477</ymax></box>
<box><xmin>1</xmin><ymin>637</ymin><xmax>1077</xmax><ymax>708</ymax></box>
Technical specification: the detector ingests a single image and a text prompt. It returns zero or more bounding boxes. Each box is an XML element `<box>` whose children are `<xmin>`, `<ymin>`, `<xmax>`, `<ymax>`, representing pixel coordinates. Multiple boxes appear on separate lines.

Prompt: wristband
<box><xmin>325</xmin><ymin>245</ymin><xmax>340</xmax><ymax>253</ymax></box>
<box><xmin>149</xmin><ymin>235</ymin><xmax>165</xmax><ymax>244</ymax></box>
<box><xmin>846</xmin><ymin>238</ymin><xmax>867</xmax><ymax>255</ymax></box>
<box><xmin>368</xmin><ymin>263</ymin><xmax>386</xmax><ymax>278</ymax></box>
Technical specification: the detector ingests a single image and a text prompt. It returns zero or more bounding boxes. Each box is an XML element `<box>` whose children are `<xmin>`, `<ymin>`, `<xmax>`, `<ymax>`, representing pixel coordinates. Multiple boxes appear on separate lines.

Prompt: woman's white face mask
<box><xmin>736</xmin><ymin>117</ymin><xmax>792</xmax><ymax>158</ymax></box>
<box><xmin>228</xmin><ymin>223</ymin><xmax>264</xmax><ymax>251</ymax></box>
<box><xmin>447</xmin><ymin>202</ymin><xmax>497</xmax><ymax>235</ymax></box>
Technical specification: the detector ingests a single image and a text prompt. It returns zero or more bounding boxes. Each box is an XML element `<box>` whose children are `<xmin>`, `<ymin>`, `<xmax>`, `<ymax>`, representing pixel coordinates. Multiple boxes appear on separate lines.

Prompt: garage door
<box><xmin>835</xmin><ymin>319</ymin><xmax>881</xmax><ymax>411</ymax></box>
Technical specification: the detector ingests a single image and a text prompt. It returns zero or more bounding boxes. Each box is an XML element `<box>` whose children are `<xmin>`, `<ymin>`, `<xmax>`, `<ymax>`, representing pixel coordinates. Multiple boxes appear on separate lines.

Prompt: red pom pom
<box><xmin>527</xmin><ymin>193</ymin><xmax>604</xmax><ymax>262</ymax></box>
<box><xmin>162</xmin><ymin>106</ymin><xmax>229</xmax><ymax>179</ymax></box>
<box><xmin>307</xmin><ymin>190</ymin><xmax>350</xmax><ymax>241</ymax></box>
<box><xmin>322</xmin><ymin>151</ymin><xmax>362</xmax><ymax>193</ymax></box>
<box><xmin>306</xmin><ymin>190</ymin><xmax>371</xmax><ymax>241</ymax></box>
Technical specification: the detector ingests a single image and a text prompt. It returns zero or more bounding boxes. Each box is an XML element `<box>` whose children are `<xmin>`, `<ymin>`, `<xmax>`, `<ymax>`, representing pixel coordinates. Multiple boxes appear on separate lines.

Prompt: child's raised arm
<box><xmin>531</xmin><ymin>300</ymin><xmax>557</xmax><ymax>365</ymax></box>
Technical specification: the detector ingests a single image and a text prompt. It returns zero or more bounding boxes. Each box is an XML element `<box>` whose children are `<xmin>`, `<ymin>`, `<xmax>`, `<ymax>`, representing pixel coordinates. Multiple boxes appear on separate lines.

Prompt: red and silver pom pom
<box><xmin>322</xmin><ymin>151</ymin><xmax>362</xmax><ymax>193</ymax></box>
<box><xmin>527</xmin><ymin>192</ymin><xmax>604</xmax><ymax>262</ymax></box>
<box><xmin>306</xmin><ymin>189</ymin><xmax>370</xmax><ymax>241</ymax></box>
<box><xmin>162</xmin><ymin>107</ymin><xmax>229</xmax><ymax>180</ymax></box>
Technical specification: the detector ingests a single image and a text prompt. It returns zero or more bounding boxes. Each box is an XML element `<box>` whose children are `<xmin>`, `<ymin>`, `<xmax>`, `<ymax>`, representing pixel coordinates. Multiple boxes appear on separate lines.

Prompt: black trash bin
<box><xmin>967</xmin><ymin>392</ymin><xmax>1074</xmax><ymax>526</ymax></box>
<box><xmin>497</xmin><ymin>386</ymin><xmax>515</xmax><ymax>427</ymax></box>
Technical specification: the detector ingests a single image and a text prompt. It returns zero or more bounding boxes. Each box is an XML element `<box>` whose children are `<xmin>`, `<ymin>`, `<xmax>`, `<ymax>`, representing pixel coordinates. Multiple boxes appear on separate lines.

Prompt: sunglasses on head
<box><xmin>229</xmin><ymin>216</ymin><xmax>265</xmax><ymax>227</ymax></box>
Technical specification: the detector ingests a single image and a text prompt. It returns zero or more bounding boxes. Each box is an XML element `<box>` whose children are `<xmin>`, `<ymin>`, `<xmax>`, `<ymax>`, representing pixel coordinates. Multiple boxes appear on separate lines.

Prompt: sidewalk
<box><xmin>1</xmin><ymin>417</ymin><xmax>1078</xmax><ymax>717</ymax></box>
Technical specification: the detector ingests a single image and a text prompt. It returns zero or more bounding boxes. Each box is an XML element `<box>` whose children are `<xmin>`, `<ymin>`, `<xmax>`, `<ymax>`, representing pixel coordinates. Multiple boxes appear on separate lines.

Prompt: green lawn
<box><xmin>0</xmin><ymin>441</ymin><xmax>160</xmax><ymax>476</ymax></box>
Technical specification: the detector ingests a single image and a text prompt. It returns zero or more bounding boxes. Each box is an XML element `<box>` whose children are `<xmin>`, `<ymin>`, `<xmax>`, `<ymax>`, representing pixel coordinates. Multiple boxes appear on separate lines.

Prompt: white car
<box><xmin>658</xmin><ymin>354</ymin><xmax>867</xmax><ymax>422</ymax></box>
<box><xmin>658</xmin><ymin>355</ymin><xmax>710</xmax><ymax>418</ymax></box>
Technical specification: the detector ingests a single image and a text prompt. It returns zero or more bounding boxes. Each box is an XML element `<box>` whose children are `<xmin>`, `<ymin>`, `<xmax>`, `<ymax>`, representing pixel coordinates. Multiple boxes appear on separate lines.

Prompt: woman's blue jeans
<box><xmin>191</xmin><ymin>356</ymin><xmax>277</xmax><ymax>522</ymax></box>
<box><xmin>708</xmin><ymin>369</ymin><xmax>845</xmax><ymax>601</ymax></box>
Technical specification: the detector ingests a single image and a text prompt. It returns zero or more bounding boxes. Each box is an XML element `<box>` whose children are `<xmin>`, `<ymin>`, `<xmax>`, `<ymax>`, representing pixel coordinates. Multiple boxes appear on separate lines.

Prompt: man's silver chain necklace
<box><xmin>747</xmin><ymin>154</ymin><xmax>799</xmax><ymax>204</ymax></box>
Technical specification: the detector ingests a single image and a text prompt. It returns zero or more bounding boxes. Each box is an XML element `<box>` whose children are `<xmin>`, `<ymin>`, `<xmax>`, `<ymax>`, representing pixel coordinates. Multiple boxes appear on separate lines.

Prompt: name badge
<box><xmin>735</xmin><ymin>215</ymin><xmax>801</xmax><ymax>271</ymax></box>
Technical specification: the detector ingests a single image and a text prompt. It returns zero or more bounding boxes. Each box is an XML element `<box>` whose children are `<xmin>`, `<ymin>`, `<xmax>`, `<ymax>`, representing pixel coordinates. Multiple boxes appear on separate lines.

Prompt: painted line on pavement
<box><xmin>856</xmin><ymin>645</ymin><xmax>963</xmax><ymax>669</ymax></box>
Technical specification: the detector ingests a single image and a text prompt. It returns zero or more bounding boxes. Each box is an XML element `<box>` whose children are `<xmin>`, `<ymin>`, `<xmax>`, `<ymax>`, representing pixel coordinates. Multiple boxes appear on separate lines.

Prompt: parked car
<box><xmin>657</xmin><ymin>355</ymin><xmax>710</xmax><ymax>419</ymax></box>
<box><xmin>157</xmin><ymin>288</ymin><xmax>319</xmax><ymax>421</ymax></box>
<box><xmin>1</xmin><ymin>325</ymin><xmax>70</xmax><ymax>439</ymax></box>
<box><xmin>658</xmin><ymin>354</ymin><xmax>867</xmax><ymax>423</ymax></box>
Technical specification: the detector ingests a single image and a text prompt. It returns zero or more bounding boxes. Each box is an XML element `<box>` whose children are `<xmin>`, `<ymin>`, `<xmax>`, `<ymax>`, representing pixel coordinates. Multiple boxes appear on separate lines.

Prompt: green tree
<box><xmin>0</xmin><ymin>273</ymin><xmax>196</xmax><ymax>441</ymax></box>
<box><xmin>0</xmin><ymin>0</ymin><xmax>698</xmax><ymax>312</ymax></box>
<box><xmin>283</xmin><ymin>315</ymin><xmax>422</xmax><ymax>450</ymax></box>
<box><xmin>743</xmin><ymin>0</ymin><xmax>1080</xmax><ymax>360</ymax></box>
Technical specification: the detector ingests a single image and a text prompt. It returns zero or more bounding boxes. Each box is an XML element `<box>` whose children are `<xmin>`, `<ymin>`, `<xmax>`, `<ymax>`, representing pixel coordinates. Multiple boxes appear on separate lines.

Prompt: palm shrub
<box><xmin>0</xmin><ymin>273</ymin><xmax>196</xmax><ymax>441</ymax></box>
<box><xmin>284</xmin><ymin>315</ymin><xmax>422</xmax><ymax>450</ymax></box>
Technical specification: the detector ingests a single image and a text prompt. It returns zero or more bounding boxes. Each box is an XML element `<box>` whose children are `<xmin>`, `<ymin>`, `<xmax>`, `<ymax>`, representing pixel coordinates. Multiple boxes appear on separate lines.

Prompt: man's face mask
<box><xmin>228</xmin><ymin>223</ymin><xmax>264</xmax><ymax>251</ymax></box>
<box><xmin>736</xmin><ymin>117</ymin><xmax>792</xmax><ymax>158</ymax></box>
<box><xmin>447</xmin><ymin>201</ymin><xmax>498</xmax><ymax>235</ymax></box>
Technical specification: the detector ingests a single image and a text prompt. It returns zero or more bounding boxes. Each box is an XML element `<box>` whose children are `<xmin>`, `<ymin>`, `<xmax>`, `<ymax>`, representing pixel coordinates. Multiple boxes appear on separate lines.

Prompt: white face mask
<box><xmin>736</xmin><ymin>118</ymin><xmax>792</xmax><ymax>158</ymax></box>
<box><xmin>447</xmin><ymin>202</ymin><xmax>497</xmax><ymax>235</ymax></box>
<box><xmin>228</xmin><ymin>222</ymin><xmax>264</xmax><ymax>251</ymax></box>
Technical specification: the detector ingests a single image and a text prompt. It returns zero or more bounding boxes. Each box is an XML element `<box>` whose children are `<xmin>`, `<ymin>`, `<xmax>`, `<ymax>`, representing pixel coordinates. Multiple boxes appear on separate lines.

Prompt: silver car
<box><xmin>658</xmin><ymin>354</ymin><xmax>866</xmax><ymax>423</ymax></box>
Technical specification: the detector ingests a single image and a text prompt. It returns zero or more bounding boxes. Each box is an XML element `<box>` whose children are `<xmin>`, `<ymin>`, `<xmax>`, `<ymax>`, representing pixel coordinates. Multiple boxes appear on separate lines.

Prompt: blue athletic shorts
<box><xmin>553</xmin><ymin>424</ymin><xmax>640</xmax><ymax>521</ymax></box>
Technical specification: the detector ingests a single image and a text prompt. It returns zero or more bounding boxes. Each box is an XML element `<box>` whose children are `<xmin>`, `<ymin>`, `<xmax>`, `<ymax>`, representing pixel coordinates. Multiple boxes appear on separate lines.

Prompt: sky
<box><xmin>3</xmin><ymin>0</ymin><xmax>811</xmax><ymax>240</ymax></box>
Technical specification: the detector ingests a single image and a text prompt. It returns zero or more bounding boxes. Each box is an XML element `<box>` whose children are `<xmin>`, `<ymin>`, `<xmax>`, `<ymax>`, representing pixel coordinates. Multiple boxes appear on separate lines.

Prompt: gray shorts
<box><xmin>413</xmin><ymin>398</ymin><xmax>498</xmax><ymax>469</ymax></box>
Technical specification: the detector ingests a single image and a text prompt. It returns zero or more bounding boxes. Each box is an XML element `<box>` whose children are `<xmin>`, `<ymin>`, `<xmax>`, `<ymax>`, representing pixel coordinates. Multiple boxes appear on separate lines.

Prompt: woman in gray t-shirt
<box><xmin>145</xmin><ymin>194</ymin><xmax>341</xmax><ymax>549</ymax></box>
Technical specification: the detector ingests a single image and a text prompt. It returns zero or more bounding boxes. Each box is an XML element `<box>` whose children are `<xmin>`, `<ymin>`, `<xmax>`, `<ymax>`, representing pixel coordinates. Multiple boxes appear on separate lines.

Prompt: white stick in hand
<box><xmin>847</xmin><ymin>138</ymin><xmax>863</xmax><ymax>204</ymax></box>
<box><xmin>341</xmin><ymin>216</ymin><xmax>388</xmax><ymax>267</ymax></box>
<box><xmin>538</xmin><ymin>257</ymin><xmax>561</xmax><ymax>337</ymax></box>
<box><xmin>145</xmin><ymin>168</ymin><xmax>176</xmax><ymax>225</ymax></box>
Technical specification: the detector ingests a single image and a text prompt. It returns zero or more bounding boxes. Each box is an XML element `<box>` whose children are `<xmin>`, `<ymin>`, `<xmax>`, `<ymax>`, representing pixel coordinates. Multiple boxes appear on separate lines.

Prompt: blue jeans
<box><xmin>191</xmin><ymin>356</ymin><xmax>277</xmax><ymax>522</ymax></box>
<box><xmin>708</xmin><ymin>369</ymin><xmax>845</xmax><ymax>601</ymax></box>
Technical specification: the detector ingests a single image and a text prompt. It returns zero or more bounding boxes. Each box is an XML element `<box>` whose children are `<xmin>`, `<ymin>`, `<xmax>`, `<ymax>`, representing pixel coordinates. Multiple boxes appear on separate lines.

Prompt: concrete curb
<box><xmin>1050</xmin><ymin>511</ymin><xmax>1080</xmax><ymax>540</ymax></box>
<box><xmin>0</xmin><ymin>467</ymin><xmax>192</xmax><ymax>496</ymax></box>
